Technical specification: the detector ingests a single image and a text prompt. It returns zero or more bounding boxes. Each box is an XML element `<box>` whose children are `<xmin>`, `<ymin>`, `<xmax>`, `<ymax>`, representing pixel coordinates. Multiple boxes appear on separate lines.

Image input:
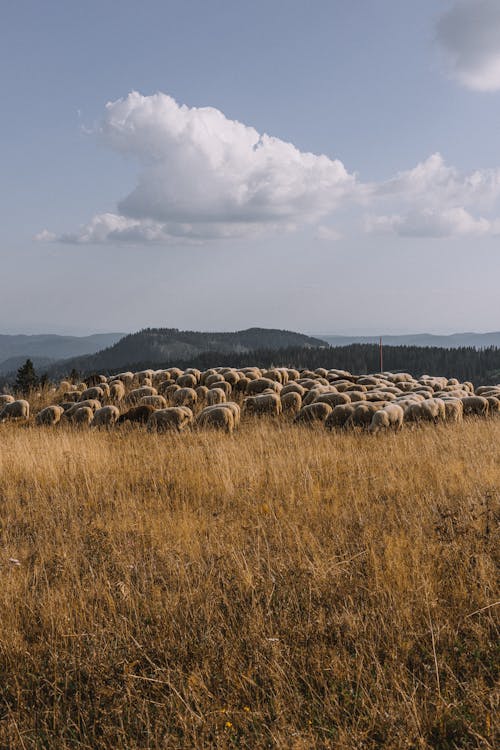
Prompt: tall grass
<box><xmin>0</xmin><ymin>419</ymin><xmax>498</xmax><ymax>748</ymax></box>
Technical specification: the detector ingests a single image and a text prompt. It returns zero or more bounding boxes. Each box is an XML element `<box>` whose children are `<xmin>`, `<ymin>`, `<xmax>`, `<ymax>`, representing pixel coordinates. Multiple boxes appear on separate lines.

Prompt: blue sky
<box><xmin>2</xmin><ymin>0</ymin><xmax>500</xmax><ymax>335</ymax></box>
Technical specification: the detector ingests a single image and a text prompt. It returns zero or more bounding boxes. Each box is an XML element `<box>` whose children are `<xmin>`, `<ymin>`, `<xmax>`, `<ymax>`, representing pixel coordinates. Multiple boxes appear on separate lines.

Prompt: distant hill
<box><xmin>319</xmin><ymin>332</ymin><xmax>500</xmax><ymax>349</ymax></box>
<box><xmin>0</xmin><ymin>333</ymin><xmax>125</xmax><ymax>375</ymax></box>
<box><xmin>50</xmin><ymin>328</ymin><xmax>328</xmax><ymax>376</ymax></box>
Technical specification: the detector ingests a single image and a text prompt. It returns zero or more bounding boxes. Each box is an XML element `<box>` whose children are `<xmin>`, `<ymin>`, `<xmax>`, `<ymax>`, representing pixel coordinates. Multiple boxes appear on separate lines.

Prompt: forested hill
<box><xmin>51</xmin><ymin>328</ymin><xmax>327</xmax><ymax>375</ymax></box>
<box><xmin>49</xmin><ymin>340</ymin><xmax>500</xmax><ymax>386</ymax></box>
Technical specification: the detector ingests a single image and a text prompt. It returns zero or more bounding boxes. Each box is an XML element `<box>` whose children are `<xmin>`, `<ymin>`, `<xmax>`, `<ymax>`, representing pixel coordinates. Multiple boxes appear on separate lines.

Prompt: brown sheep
<box><xmin>117</xmin><ymin>404</ymin><xmax>156</xmax><ymax>425</ymax></box>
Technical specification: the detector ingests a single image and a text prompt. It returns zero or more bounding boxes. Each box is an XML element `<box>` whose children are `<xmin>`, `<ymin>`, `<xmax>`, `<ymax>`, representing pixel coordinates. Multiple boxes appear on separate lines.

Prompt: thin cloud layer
<box><xmin>43</xmin><ymin>92</ymin><xmax>356</xmax><ymax>244</ymax></box>
<box><xmin>437</xmin><ymin>0</ymin><xmax>500</xmax><ymax>91</ymax></box>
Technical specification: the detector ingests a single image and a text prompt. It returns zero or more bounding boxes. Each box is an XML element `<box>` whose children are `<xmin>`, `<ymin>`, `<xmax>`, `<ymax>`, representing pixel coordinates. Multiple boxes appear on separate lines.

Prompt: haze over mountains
<box><xmin>320</xmin><ymin>332</ymin><xmax>500</xmax><ymax>348</ymax></box>
<box><xmin>2</xmin><ymin>329</ymin><xmax>500</xmax><ymax>378</ymax></box>
<box><xmin>0</xmin><ymin>333</ymin><xmax>124</xmax><ymax>375</ymax></box>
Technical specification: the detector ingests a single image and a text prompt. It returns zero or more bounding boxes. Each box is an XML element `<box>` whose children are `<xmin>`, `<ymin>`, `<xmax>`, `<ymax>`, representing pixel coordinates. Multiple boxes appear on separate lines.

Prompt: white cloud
<box><xmin>367</xmin><ymin>207</ymin><xmax>494</xmax><ymax>238</ymax></box>
<box><xmin>38</xmin><ymin>94</ymin><xmax>500</xmax><ymax>246</ymax></box>
<box><xmin>437</xmin><ymin>0</ymin><xmax>500</xmax><ymax>91</ymax></box>
<box><xmin>45</xmin><ymin>91</ymin><xmax>356</xmax><ymax>244</ymax></box>
<box><xmin>366</xmin><ymin>153</ymin><xmax>500</xmax><ymax>238</ymax></box>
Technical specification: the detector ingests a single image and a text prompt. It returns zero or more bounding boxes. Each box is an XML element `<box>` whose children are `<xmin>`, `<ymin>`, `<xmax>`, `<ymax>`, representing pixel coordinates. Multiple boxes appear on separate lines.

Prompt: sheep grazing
<box><xmin>72</xmin><ymin>406</ymin><xmax>94</xmax><ymax>426</ymax></box>
<box><xmin>36</xmin><ymin>405</ymin><xmax>64</xmax><ymax>426</ymax></box>
<box><xmin>325</xmin><ymin>404</ymin><xmax>356</xmax><ymax>430</ymax></box>
<box><xmin>294</xmin><ymin>402</ymin><xmax>333</xmax><ymax>425</ymax></box>
<box><xmin>206</xmin><ymin>388</ymin><xmax>226</xmax><ymax>405</ymax></box>
<box><xmin>201</xmin><ymin>402</ymin><xmax>241</xmax><ymax>429</ymax></box>
<box><xmin>147</xmin><ymin>407</ymin><xmax>193</xmax><ymax>433</ymax></box>
<box><xmin>172</xmin><ymin>387</ymin><xmax>198</xmax><ymax>409</ymax></box>
<box><xmin>0</xmin><ymin>394</ymin><xmax>15</xmax><ymax>406</ymax></box>
<box><xmin>117</xmin><ymin>404</ymin><xmax>157</xmax><ymax>425</ymax></box>
<box><xmin>0</xmin><ymin>399</ymin><xmax>30</xmax><ymax>422</ymax></box>
<box><xmin>208</xmin><ymin>380</ymin><xmax>232</xmax><ymax>397</ymax></box>
<box><xmin>369</xmin><ymin>404</ymin><xmax>404</xmax><ymax>433</ymax></box>
<box><xmin>79</xmin><ymin>386</ymin><xmax>105</xmax><ymax>402</ymax></box>
<box><xmin>244</xmin><ymin>392</ymin><xmax>282</xmax><ymax>417</ymax></box>
<box><xmin>109</xmin><ymin>380</ymin><xmax>126</xmax><ymax>401</ymax></box>
<box><xmin>65</xmin><ymin>399</ymin><xmax>101</xmax><ymax>418</ymax></box>
<box><xmin>461</xmin><ymin>396</ymin><xmax>489</xmax><ymax>417</ymax></box>
<box><xmin>140</xmin><ymin>395</ymin><xmax>168</xmax><ymax>410</ymax></box>
<box><xmin>92</xmin><ymin>405</ymin><xmax>120</xmax><ymax>428</ymax></box>
<box><xmin>176</xmin><ymin>373</ymin><xmax>198</xmax><ymax>389</ymax></box>
<box><xmin>281</xmin><ymin>391</ymin><xmax>302</xmax><ymax>415</ymax></box>
<box><xmin>245</xmin><ymin>378</ymin><xmax>282</xmax><ymax>395</ymax></box>
<box><xmin>196</xmin><ymin>405</ymin><xmax>235</xmax><ymax>434</ymax></box>
<box><xmin>126</xmin><ymin>386</ymin><xmax>158</xmax><ymax>404</ymax></box>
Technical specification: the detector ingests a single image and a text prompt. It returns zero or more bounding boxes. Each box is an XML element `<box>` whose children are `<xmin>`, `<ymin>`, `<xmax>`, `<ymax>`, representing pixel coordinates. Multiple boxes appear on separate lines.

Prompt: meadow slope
<box><xmin>0</xmin><ymin>420</ymin><xmax>498</xmax><ymax>749</ymax></box>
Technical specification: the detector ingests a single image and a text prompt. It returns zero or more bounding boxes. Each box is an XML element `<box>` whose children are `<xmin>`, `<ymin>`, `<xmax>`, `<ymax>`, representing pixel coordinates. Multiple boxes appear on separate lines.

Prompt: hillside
<box><xmin>0</xmin><ymin>333</ymin><xmax>124</xmax><ymax>375</ymax></box>
<box><xmin>51</xmin><ymin>328</ymin><xmax>328</xmax><ymax>375</ymax></box>
<box><xmin>320</xmin><ymin>331</ymin><xmax>500</xmax><ymax>348</ymax></box>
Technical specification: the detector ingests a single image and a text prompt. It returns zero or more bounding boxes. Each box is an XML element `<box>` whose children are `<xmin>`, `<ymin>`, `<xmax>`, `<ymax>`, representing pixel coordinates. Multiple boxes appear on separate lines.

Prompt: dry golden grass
<box><xmin>0</xmin><ymin>418</ymin><xmax>498</xmax><ymax>749</ymax></box>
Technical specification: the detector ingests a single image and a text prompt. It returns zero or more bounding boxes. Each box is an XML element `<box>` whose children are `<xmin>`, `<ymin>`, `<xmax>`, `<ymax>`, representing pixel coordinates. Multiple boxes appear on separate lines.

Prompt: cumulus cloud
<box><xmin>437</xmin><ymin>0</ymin><xmax>500</xmax><ymax>91</ymax></box>
<box><xmin>366</xmin><ymin>153</ymin><xmax>500</xmax><ymax>238</ymax></box>
<box><xmin>39</xmin><ymin>93</ymin><xmax>500</xmax><ymax>245</ymax></box>
<box><xmin>44</xmin><ymin>91</ymin><xmax>356</xmax><ymax>244</ymax></box>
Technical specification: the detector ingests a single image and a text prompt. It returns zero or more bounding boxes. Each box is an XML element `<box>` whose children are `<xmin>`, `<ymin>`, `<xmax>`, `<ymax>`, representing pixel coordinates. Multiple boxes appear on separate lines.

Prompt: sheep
<box><xmin>176</xmin><ymin>373</ymin><xmax>198</xmax><ymax>388</ymax></box>
<box><xmin>195</xmin><ymin>385</ymin><xmax>209</xmax><ymax>403</ymax></box>
<box><xmin>325</xmin><ymin>404</ymin><xmax>356</xmax><ymax>430</ymax></box>
<box><xmin>117</xmin><ymin>404</ymin><xmax>156</xmax><ymax>425</ymax></box>
<box><xmin>196</xmin><ymin>405</ymin><xmax>235</xmax><ymax>434</ymax></box>
<box><xmin>199</xmin><ymin>401</ymin><xmax>241</xmax><ymax>428</ymax></box>
<box><xmin>92</xmin><ymin>405</ymin><xmax>120</xmax><ymax>428</ymax></box>
<box><xmin>486</xmin><ymin>396</ymin><xmax>500</xmax><ymax>415</ymax></box>
<box><xmin>64</xmin><ymin>399</ymin><xmax>101</xmax><ymax>418</ymax></box>
<box><xmin>0</xmin><ymin>400</ymin><xmax>30</xmax><ymax>421</ymax></box>
<box><xmin>281</xmin><ymin>391</ymin><xmax>302</xmax><ymax>414</ymax></box>
<box><xmin>461</xmin><ymin>396</ymin><xmax>489</xmax><ymax>417</ymax></box>
<box><xmin>245</xmin><ymin>378</ymin><xmax>282</xmax><ymax>395</ymax></box>
<box><xmin>369</xmin><ymin>404</ymin><xmax>404</xmax><ymax>433</ymax></box>
<box><xmin>348</xmin><ymin>402</ymin><xmax>381</xmax><ymax>428</ymax></box>
<box><xmin>109</xmin><ymin>380</ymin><xmax>126</xmax><ymax>401</ymax></box>
<box><xmin>281</xmin><ymin>383</ymin><xmax>306</xmax><ymax>397</ymax></box>
<box><xmin>405</xmin><ymin>399</ymin><xmax>444</xmax><ymax>423</ymax></box>
<box><xmin>35</xmin><ymin>405</ymin><xmax>64</xmax><ymax>426</ymax></box>
<box><xmin>147</xmin><ymin>407</ymin><xmax>193</xmax><ymax>433</ymax></box>
<box><xmin>206</xmin><ymin>388</ymin><xmax>227</xmax><ymax>405</ymax></box>
<box><xmin>79</xmin><ymin>387</ymin><xmax>104</xmax><ymax>401</ymax></box>
<box><xmin>172</xmin><ymin>387</ymin><xmax>198</xmax><ymax>409</ymax></box>
<box><xmin>158</xmin><ymin>379</ymin><xmax>177</xmax><ymax>394</ymax></box>
<box><xmin>208</xmin><ymin>380</ymin><xmax>232</xmax><ymax>397</ymax></box>
<box><xmin>294</xmin><ymin>402</ymin><xmax>333</xmax><ymax>424</ymax></box>
<box><xmin>314</xmin><ymin>392</ymin><xmax>352</xmax><ymax>408</ymax></box>
<box><xmin>244</xmin><ymin>392</ymin><xmax>282</xmax><ymax>416</ymax></box>
<box><xmin>0</xmin><ymin>394</ymin><xmax>14</xmax><ymax>405</ymax></box>
<box><xmin>442</xmin><ymin>398</ymin><xmax>463</xmax><ymax>423</ymax></box>
<box><xmin>140</xmin><ymin>395</ymin><xmax>168</xmax><ymax>410</ymax></box>
<box><xmin>126</xmin><ymin>386</ymin><xmax>158</xmax><ymax>404</ymax></box>
<box><xmin>72</xmin><ymin>406</ymin><xmax>94</xmax><ymax>426</ymax></box>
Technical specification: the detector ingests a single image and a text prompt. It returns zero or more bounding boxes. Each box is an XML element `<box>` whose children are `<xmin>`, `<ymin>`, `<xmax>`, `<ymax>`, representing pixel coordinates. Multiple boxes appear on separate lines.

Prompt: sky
<box><xmin>2</xmin><ymin>0</ymin><xmax>500</xmax><ymax>336</ymax></box>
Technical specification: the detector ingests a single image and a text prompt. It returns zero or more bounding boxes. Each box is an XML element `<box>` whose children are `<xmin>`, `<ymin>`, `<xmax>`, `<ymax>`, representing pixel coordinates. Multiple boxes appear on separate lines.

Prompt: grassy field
<box><xmin>0</xmin><ymin>419</ymin><xmax>498</xmax><ymax>749</ymax></box>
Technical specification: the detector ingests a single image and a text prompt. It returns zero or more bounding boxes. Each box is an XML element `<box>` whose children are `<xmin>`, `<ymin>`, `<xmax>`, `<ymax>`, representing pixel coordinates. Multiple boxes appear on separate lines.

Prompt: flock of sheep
<box><xmin>0</xmin><ymin>365</ymin><xmax>499</xmax><ymax>435</ymax></box>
